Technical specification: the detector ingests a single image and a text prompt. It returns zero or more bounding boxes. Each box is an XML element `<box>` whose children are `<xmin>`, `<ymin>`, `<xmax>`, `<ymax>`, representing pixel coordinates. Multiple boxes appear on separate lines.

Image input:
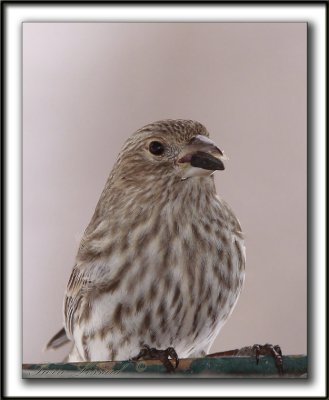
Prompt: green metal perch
<box><xmin>23</xmin><ymin>355</ymin><xmax>307</xmax><ymax>378</ymax></box>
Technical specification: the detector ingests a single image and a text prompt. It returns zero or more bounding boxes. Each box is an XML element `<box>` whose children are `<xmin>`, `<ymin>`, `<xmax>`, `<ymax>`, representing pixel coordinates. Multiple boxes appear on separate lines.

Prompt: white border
<box><xmin>5</xmin><ymin>4</ymin><xmax>326</xmax><ymax>398</ymax></box>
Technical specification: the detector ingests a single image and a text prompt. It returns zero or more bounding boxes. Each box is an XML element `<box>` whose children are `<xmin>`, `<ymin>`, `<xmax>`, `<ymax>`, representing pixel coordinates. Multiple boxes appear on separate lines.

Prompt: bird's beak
<box><xmin>177</xmin><ymin>135</ymin><xmax>228</xmax><ymax>180</ymax></box>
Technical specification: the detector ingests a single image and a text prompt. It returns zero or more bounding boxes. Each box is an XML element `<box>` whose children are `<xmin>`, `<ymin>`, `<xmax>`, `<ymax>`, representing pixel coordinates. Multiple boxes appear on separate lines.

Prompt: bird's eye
<box><xmin>149</xmin><ymin>141</ymin><xmax>165</xmax><ymax>156</ymax></box>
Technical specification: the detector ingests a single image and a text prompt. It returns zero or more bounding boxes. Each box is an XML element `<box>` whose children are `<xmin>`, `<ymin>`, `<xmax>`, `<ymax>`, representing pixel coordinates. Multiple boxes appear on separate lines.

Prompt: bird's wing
<box><xmin>45</xmin><ymin>263</ymin><xmax>95</xmax><ymax>351</ymax></box>
<box><xmin>63</xmin><ymin>264</ymin><xmax>94</xmax><ymax>338</ymax></box>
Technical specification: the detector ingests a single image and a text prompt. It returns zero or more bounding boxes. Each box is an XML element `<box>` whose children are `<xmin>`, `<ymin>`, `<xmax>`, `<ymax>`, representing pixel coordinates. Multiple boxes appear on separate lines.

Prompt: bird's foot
<box><xmin>207</xmin><ymin>343</ymin><xmax>283</xmax><ymax>375</ymax></box>
<box><xmin>131</xmin><ymin>344</ymin><xmax>179</xmax><ymax>373</ymax></box>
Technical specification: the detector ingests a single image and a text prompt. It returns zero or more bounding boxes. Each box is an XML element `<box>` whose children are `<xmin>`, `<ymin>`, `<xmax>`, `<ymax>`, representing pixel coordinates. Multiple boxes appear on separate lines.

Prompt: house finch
<box><xmin>47</xmin><ymin>119</ymin><xmax>246</xmax><ymax>364</ymax></box>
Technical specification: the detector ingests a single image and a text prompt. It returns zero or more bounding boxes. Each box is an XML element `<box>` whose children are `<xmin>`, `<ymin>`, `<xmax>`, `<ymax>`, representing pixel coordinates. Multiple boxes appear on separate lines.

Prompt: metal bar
<box><xmin>22</xmin><ymin>355</ymin><xmax>307</xmax><ymax>379</ymax></box>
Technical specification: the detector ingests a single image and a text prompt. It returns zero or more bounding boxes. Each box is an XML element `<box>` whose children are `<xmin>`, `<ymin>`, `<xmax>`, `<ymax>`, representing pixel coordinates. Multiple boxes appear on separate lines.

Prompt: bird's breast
<box><xmin>73</xmin><ymin>185</ymin><xmax>245</xmax><ymax>361</ymax></box>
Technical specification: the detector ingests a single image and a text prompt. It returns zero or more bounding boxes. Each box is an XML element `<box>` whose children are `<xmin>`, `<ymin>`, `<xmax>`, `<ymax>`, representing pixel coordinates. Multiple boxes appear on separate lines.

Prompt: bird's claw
<box><xmin>206</xmin><ymin>343</ymin><xmax>284</xmax><ymax>375</ymax></box>
<box><xmin>166</xmin><ymin>347</ymin><xmax>179</xmax><ymax>369</ymax></box>
<box><xmin>251</xmin><ymin>343</ymin><xmax>283</xmax><ymax>375</ymax></box>
<box><xmin>132</xmin><ymin>344</ymin><xmax>179</xmax><ymax>373</ymax></box>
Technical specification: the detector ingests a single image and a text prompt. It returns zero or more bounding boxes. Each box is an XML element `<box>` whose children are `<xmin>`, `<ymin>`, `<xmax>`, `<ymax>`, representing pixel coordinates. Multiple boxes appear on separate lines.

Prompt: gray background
<box><xmin>23</xmin><ymin>23</ymin><xmax>307</xmax><ymax>363</ymax></box>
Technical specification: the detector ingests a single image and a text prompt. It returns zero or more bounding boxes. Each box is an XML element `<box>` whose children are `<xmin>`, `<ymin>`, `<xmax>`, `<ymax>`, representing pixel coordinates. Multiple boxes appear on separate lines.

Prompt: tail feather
<box><xmin>45</xmin><ymin>327</ymin><xmax>70</xmax><ymax>351</ymax></box>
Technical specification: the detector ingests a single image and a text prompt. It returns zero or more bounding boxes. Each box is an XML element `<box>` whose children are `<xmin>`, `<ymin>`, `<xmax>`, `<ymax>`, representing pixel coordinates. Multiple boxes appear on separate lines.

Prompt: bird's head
<box><xmin>113</xmin><ymin>119</ymin><xmax>227</xmax><ymax>184</ymax></box>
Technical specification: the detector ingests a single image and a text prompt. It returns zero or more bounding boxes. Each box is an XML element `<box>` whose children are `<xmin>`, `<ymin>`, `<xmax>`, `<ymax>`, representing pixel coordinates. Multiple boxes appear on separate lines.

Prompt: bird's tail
<box><xmin>44</xmin><ymin>327</ymin><xmax>70</xmax><ymax>351</ymax></box>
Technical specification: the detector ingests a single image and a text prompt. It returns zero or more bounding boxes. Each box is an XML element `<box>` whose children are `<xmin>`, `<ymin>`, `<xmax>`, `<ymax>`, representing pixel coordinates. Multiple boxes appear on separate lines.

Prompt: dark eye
<box><xmin>149</xmin><ymin>141</ymin><xmax>165</xmax><ymax>155</ymax></box>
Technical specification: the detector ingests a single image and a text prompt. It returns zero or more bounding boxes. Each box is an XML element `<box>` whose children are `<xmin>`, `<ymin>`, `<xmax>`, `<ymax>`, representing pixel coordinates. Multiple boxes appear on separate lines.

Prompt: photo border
<box><xmin>2</xmin><ymin>1</ymin><xmax>327</xmax><ymax>398</ymax></box>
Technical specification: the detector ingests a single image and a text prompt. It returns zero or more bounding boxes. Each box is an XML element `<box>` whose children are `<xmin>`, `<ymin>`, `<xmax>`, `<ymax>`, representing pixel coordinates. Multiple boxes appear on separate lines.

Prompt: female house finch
<box><xmin>47</xmin><ymin>119</ymin><xmax>245</xmax><ymax>364</ymax></box>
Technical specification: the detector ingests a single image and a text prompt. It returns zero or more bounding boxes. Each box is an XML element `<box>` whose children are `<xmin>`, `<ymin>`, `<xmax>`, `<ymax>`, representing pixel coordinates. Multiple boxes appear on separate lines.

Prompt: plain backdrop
<box><xmin>23</xmin><ymin>22</ymin><xmax>307</xmax><ymax>363</ymax></box>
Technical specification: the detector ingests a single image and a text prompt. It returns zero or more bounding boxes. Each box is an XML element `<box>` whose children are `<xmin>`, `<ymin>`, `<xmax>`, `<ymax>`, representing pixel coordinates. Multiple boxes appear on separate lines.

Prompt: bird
<box><xmin>46</xmin><ymin>119</ymin><xmax>246</xmax><ymax>366</ymax></box>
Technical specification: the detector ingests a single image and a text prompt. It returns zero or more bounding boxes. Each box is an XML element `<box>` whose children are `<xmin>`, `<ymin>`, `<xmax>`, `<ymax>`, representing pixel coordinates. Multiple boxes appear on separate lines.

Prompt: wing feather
<box><xmin>64</xmin><ymin>264</ymin><xmax>93</xmax><ymax>337</ymax></box>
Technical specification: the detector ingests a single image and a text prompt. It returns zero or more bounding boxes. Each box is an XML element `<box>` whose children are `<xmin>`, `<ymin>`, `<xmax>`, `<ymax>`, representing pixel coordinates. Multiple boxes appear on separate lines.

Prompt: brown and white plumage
<box><xmin>49</xmin><ymin>119</ymin><xmax>245</xmax><ymax>362</ymax></box>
